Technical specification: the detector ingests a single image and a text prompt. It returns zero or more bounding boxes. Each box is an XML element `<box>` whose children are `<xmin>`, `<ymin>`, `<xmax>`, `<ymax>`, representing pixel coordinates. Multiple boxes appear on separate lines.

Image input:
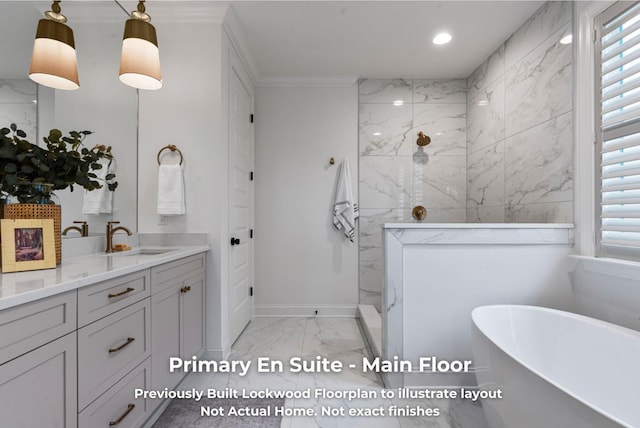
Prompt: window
<box><xmin>596</xmin><ymin>1</ymin><xmax>640</xmax><ymax>259</ymax></box>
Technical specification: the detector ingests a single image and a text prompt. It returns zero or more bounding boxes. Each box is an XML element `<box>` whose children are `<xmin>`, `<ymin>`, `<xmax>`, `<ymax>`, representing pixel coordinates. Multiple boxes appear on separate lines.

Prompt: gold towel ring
<box><xmin>157</xmin><ymin>144</ymin><xmax>183</xmax><ymax>165</ymax></box>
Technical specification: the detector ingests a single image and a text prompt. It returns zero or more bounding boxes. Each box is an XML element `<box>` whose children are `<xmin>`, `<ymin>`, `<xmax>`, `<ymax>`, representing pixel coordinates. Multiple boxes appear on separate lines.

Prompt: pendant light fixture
<box><xmin>29</xmin><ymin>0</ymin><xmax>79</xmax><ymax>90</ymax></box>
<box><xmin>119</xmin><ymin>0</ymin><xmax>162</xmax><ymax>90</ymax></box>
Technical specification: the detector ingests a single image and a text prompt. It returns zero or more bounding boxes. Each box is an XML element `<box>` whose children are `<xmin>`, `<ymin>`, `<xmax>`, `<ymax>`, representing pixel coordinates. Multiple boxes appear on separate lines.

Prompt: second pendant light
<box><xmin>119</xmin><ymin>0</ymin><xmax>163</xmax><ymax>90</ymax></box>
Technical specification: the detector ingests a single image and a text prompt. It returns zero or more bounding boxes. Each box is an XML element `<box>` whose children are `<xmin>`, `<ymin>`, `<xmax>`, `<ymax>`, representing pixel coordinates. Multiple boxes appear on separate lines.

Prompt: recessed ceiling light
<box><xmin>373</xmin><ymin>132</ymin><xmax>382</xmax><ymax>136</ymax></box>
<box><xmin>393</xmin><ymin>100</ymin><xmax>404</xmax><ymax>106</ymax></box>
<box><xmin>560</xmin><ymin>34</ymin><xmax>573</xmax><ymax>45</ymax></box>
<box><xmin>433</xmin><ymin>33</ymin><xmax>452</xmax><ymax>45</ymax></box>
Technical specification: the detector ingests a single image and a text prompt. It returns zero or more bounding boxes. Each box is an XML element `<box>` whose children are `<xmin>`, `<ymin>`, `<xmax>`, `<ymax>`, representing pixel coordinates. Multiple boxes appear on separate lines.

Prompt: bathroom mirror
<box><xmin>0</xmin><ymin>1</ymin><xmax>138</xmax><ymax>237</ymax></box>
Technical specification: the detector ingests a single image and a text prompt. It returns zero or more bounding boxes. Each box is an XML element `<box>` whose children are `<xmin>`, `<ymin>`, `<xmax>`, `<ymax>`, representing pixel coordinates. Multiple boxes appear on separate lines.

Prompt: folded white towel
<box><xmin>82</xmin><ymin>158</ymin><xmax>114</xmax><ymax>214</ymax></box>
<box><xmin>333</xmin><ymin>159</ymin><xmax>359</xmax><ymax>242</ymax></box>
<box><xmin>157</xmin><ymin>163</ymin><xmax>185</xmax><ymax>215</ymax></box>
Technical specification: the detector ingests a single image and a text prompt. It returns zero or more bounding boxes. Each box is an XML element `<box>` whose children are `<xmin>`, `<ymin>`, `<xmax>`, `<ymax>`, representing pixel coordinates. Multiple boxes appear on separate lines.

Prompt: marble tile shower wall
<box><xmin>358</xmin><ymin>79</ymin><xmax>467</xmax><ymax>310</ymax></box>
<box><xmin>466</xmin><ymin>1</ymin><xmax>574</xmax><ymax>223</ymax></box>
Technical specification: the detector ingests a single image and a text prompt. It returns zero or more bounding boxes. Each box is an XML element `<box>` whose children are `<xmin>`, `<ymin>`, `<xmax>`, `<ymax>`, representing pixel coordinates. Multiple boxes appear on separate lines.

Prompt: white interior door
<box><xmin>228</xmin><ymin>65</ymin><xmax>253</xmax><ymax>345</ymax></box>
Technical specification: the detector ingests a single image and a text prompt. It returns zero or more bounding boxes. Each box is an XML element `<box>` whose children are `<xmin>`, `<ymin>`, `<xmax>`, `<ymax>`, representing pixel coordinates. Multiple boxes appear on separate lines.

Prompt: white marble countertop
<box><xmin>383</xmin><ymin>223</ymin><xmax>574</xmax><ymax>229</ymax></box>
<box><xmin>0</xmin><ymin>245</ymin><xmax>209</xmax><ymax>311</ymax></box>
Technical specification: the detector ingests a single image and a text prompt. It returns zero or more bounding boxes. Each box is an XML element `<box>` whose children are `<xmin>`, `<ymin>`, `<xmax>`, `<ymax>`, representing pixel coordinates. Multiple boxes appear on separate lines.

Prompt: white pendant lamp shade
<box><xmin>29</xmin><ymin>18</ymin><xmax>79</xmax><ymax>90</ymax></box>
<box><xmin>119</xmin><ymin>12</ymin><xmax>162</xmax><ymax>90</ymax></box>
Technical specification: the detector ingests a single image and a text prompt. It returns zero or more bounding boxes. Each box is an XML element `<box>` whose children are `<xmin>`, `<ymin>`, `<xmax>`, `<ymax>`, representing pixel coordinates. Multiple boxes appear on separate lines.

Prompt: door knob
<box><xmin>230</xmin><ymin>237</ymin><xmax>240</xmax><ymax>246</ymax></box>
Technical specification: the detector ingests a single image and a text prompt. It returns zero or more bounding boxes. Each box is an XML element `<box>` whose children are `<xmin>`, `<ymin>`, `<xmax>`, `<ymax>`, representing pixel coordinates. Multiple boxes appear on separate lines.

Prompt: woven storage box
<box><xmin>3</xmin><ymin>204</ymin><xmax>62</xmax><ymax>265</ymax></box>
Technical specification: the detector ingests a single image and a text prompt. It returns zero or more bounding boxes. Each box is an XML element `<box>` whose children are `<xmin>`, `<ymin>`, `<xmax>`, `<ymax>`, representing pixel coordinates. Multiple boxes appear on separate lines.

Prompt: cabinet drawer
<box><xmin>78</xmin><ymin>358</ymin><xmax>151</xmax><ymax>428</ymax></box>
<box><xmin>78</xmin><ymin>298</ymin><xmax>150</xmax><ymax>410</ymax></box>
<box><xmin>0</xmin><ymin>291</ymin><xmax>76</xmax><ymax>365</ymax></box>
<box><xmin>78</xmin><ymin>270</ymin><xmax>150</xmax><ymax>327</ymax></box>
<box><xmin>151</xmin><ymin>253</ymin><xmax>205</xmax><ymax>292</ymax></box>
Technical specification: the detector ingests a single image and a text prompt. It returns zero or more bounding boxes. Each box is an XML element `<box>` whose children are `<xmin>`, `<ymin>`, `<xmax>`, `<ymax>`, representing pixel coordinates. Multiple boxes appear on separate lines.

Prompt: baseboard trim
<box><xmin>204</xmin><ymin>347</ymin><xmax>227</xmax><ymax>360</ymax></box>
<box><xmin>254</xmin><ymin>304</ymin><xmax>357</xmax><ymax>317</ymax></box>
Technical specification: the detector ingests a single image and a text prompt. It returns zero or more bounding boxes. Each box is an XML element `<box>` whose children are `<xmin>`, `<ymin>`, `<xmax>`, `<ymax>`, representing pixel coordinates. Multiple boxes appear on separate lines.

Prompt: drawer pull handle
<box><xmin>108</xmin><ymin>337</ymin><xmax>135</xmax><ymax>353</ymax></box>
<box><xmin>108</xmin><ymin>287</ymin><xmax>134</xmax><ymax>299</ymax></box>
<box><xmin>180</xmin><ymin>286</ymin><xmax>192</xmax><ymax>293</ymax></box>
<box><xmin>109</xmin><ymin>403</ymin><xmax>135</xmax><ymax>426</ymax></box>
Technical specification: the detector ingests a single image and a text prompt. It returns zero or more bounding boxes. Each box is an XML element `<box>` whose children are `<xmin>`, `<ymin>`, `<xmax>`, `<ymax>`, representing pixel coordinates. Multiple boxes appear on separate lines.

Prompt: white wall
<box><xmin>254</xmin><ymin>85</ymin><xmax>359</xmax><ymax>316</ymax></box>
<box><xmin>137</xmin><ymin>19</ymin><xmax>228</xmax><ymax>356</ymax></box>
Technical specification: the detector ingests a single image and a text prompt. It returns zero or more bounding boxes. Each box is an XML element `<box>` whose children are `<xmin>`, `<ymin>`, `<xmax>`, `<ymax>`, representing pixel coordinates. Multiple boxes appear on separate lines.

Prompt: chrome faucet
<box><xmin>105</xmin><ymin>221</ymin><xmax>133</xmax><ymax>253</ymax></box>
<box><xmin>62</xmin><ymin>221</ymin><xmax>89</xmax><ymax>237</ymax></box>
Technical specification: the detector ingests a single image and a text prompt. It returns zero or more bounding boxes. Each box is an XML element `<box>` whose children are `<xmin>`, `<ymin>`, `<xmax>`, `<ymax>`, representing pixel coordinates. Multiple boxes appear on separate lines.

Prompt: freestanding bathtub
<box><xmin>471</xmin><ymin>305</ymin><xmax>639</xmax><ymax>428</ymax></box>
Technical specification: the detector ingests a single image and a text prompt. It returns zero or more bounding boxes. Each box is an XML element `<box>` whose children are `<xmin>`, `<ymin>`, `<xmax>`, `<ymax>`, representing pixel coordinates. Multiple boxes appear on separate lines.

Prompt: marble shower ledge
<box><xmin>383</xmin><ymin>223</ymin><xmax>574</xmax><ymax>245</ymax></box>
<box><xmin>0</xmin><ymin>243</ymin><xmax>209</xmax><ymax>311</ymax></box>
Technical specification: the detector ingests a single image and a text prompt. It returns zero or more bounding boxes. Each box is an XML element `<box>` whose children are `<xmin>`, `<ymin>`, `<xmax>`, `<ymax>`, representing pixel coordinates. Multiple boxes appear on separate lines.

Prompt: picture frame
<box><xmin>1</xmin><ymin>219</ymin><xmax>56</xmax><ymax>273</ymax></box>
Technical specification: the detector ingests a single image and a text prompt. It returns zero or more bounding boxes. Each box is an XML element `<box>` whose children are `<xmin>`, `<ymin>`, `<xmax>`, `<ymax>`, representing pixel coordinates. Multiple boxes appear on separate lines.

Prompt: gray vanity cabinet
<box><xmin>0</xmin><ymin>251</ymin><xmax>206</xmax><ymax>428</ymax></box>
<box><xmin>151</xmin><ymin>254</ymin><xmax>206</xmax><ymax>391</ymax></box>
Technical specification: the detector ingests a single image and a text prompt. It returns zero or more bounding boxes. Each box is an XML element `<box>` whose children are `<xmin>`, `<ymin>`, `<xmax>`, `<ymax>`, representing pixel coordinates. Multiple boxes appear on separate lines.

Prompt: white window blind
<box><xmin>598</xmin><ymin>1</ymin><xmax>640</xmax><ymax>258</ymax></box>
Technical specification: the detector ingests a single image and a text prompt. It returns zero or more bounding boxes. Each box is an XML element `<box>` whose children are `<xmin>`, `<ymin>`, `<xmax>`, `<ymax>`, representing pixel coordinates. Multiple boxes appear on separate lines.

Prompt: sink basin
<box><xmin>99</xmin><ymin>247</ymin><xmax>177</xmax><ymax>257</ymax></box>
<box><xmin>125</xmin><ymin>248</ymin><xmax>175</xmax><ymax>256</ymax></box>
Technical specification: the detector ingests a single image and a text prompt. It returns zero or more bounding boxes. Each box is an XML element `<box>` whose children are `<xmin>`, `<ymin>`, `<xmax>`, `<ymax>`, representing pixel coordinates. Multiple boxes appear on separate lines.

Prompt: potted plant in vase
<box><xmin>0</xmin><ymin>123</ymin><xmax>118</xmax><ymax>264</ymax></box>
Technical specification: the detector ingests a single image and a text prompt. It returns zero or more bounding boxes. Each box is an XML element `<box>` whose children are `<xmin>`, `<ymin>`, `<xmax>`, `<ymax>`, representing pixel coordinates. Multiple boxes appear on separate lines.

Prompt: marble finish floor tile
<box><xmin>172</xmin><ymin>317</ymin><xmax>488</xmax><ymax>428</ymax></box>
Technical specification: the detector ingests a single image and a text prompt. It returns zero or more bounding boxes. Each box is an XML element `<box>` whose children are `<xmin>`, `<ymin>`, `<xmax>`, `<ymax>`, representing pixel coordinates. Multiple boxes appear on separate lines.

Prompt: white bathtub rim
<box><xmin>472</xmin><ymin>304</ymin><xmax>639</xmax><ymax>428</ymax></box>
<box><xmin>473</xmin><ymin>304</ymin><xmax>640</xmax><ymax>342</ymax></box>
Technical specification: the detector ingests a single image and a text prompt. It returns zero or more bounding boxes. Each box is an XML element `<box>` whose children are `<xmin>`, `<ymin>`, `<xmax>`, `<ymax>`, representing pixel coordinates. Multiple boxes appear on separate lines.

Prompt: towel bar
<box><xmin>157</xmin><ymin>144</ymin><xmax>183</xmax><ymax>165</ymax></box>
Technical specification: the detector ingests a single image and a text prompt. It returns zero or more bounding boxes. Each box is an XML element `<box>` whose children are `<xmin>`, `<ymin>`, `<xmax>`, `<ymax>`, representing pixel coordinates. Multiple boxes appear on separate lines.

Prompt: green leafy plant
<box><xmin>0</xmin><ymin>123</ymin><xmax>118</xmax><ymax>203</ymax></box>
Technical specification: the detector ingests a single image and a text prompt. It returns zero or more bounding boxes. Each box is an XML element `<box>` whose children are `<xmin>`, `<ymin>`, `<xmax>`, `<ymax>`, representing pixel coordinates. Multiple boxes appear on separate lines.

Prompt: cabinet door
<box><xmin>0</xmin><ymin>333</ymin><xmax>77</xmax><ymax>428</ymax></box>
<box><xmin>151</xmin><ymin>284</ymin><xmax>182</xmax><ymax>391</ymax></box>
<box><xmin>181</xmin><ymin>273</ymin><xmax>205</xmax><ymax>359</ymax></box>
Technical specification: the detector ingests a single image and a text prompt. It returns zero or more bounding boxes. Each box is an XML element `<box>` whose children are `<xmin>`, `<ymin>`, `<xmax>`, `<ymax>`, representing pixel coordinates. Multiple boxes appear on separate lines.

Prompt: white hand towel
<box><xmin>82</xmin><ymin>159</ymin><xmax>114</xmax><ymax>214</ymax></box>
<box><xmin>333</xmin><ymin>159</ymin><xmax>359</xmax><ymax>242</ymax></box>
<box><xmin>157</xmin><ymin>163</ymin><xmax>185</xmax><ymax>215</ymax></box>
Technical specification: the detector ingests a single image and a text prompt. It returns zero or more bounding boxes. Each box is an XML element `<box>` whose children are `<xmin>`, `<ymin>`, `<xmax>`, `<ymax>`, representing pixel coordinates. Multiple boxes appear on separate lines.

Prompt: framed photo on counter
<box><xmin>1</xmin><ymin>219</ymin><xmax>56</xmax><ymax>273</ymax></box>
